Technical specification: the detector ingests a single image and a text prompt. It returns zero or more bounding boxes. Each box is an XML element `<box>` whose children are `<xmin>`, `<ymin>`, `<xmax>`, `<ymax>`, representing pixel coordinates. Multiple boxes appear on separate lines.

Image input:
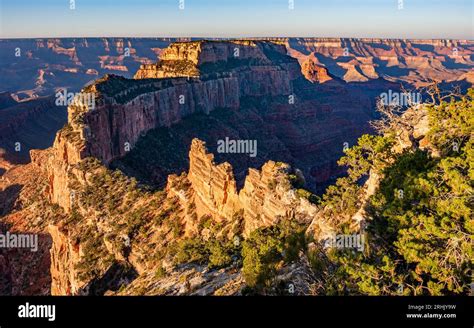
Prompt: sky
<box><xmin>0</xmin><ymin>0</ymin><xmax>473</xmax><ymax>39</ymax></box>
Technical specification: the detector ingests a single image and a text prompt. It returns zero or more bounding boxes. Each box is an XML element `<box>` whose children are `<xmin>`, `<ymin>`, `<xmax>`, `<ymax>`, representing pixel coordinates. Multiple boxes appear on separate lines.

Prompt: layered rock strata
<box><xmin>48</xmin><ymin>41</ymin><xmax>298</xmax><ymax>211</ymax></box>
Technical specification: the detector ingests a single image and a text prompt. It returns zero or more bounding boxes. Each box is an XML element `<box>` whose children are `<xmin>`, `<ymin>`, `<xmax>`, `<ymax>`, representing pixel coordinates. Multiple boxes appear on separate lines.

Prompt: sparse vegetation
<box><xmin>314</xmin><ymin>88</ymin><xmax>473</xmax><ymax>295</ymax></box>
<box><xmin>242</xmin><ymin>220</ymin><xmax>306</xmax><ymax>290</ymax></box>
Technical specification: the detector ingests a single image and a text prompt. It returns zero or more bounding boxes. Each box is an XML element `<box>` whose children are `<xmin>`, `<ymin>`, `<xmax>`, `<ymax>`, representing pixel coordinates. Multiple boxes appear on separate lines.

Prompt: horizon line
<box><xmin>1</xmin><ymin>36</ymin><xmax>473</xmax><ymax>42</ymax></box>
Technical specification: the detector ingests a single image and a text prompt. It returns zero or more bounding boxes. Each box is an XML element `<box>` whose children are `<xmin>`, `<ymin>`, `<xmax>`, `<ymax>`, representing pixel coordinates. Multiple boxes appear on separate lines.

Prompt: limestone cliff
<box><xmin>10</xmin><ymin>41</ymin><xmax>333</xmax><ymax>294</ymax></box>
<box><xmin>134</xmin><ymin>40</ymin><xmax>292</xmax><ymax>78</ymax></box>
<box><xmin>44</xmin><ymin>41</ymin><xmax>300</xmax><ymax>212</ymax></box>
<box><xmin>2</xmin><ymin>38</ymin><xmax>471</xmax><ymax>102</ymax></box>
<box><xmin>48</xmin><ymin>224</ymin><xmax>83</xmax><ymax>295</ymax></box>
<box><xmin>75</xmin><ymin>41</ymin><xmax>297</xmax><ymax>164</ymax></box>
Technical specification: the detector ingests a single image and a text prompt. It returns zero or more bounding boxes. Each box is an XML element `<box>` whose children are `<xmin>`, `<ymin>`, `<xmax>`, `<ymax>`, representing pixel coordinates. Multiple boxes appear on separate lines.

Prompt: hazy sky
<box><xmin>1</xmin><ymin>0</ymin><xmax>473</xmax><ymax>39</ymax></box>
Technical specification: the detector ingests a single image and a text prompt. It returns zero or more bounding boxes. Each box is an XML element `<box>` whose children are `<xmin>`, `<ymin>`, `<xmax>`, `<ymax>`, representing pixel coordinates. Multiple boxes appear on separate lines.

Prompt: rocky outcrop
<box><xmin>109</xmin><ymin>40</ymin><xmax>401</xmax><ymax>197</ymax></box>
<box><xmin>0</xmin><ymin>40</ymin><xmax>409</xmax><ymax>294</ymax></box>
<box><xmin>48</xmin><ymin>224</ymin><xmax>82</xmax><ymax>295</ymax></box>
<box><xmin>301</xmin><ymin>59</ymin><xmax>332</xmax><ymax>83</ymax></box>
<box><xmin>162</xmin><ymin>40</ymin><xmax>271</xmax><ymax>64</ymax></box>
<box><xmin>134</xmin><ymin>40</ymin><xmax>289</xmax><ymax>78</ymax></box>
<box><xmin>45</xmin><ymin>41</ymin><xmax>299</xmax><ymax>211</ymax></box>
<box><xmin>46</xmin><ymin>124</ymin><xmax>87</xmax><ymax>211</ymax></box>
<box><xmin>42</xmin><ymin>136</ymin><xmax>333</xmax><ymax>295</ymax></box>
<box><xmin>2</xmin><ymin>37</ymin><xmax>471</xmax><ymax>101</ymax></box>
<box><xmin>287</xmin><ymin>38</ymin><xmax>474</xmax><ymax>85</ymax></box>
<box><xmin>187</xmin><ymin>139</ymin><xmax>328</xmax><ymax>237</ymax></box>
<box><xmin>340</xmin><ymin>64</ymin><xmax>369</xmax><ymax>82</ymax></box>
<box><xmin>356</xmin><ymin>108</ymin><xmax>431</xmax><ymax>226</ymax></box>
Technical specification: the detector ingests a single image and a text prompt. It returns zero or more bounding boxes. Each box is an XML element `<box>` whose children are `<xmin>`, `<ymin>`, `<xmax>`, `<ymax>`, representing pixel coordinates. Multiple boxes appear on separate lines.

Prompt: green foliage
<box><xmin>288</xmin><ymin>173</ymin><xmax>304</xmax><ymax>189</ymax></box>
<box><xmin>170</xmin><ymin>218</ymin><xmax>183</xmax><ymax>238</ymax></box>
<box><xmin>324</xmin><ymin>89</ymin><xmax>473</xmax><ymax>295</ymax></box>
<box><xmin>174</xmin><ymin>238</ymin><xmax>209</xmax><ymax>265</ymax></box>
<box><xmin>296</xmin><ymin>188</ymin><xmax>319</xmax><ymax>204</ymax></box>
<box><xmin>173</xmin><ymin>236</ymin><xmax>239</xmax><ymax>269</ymax></box>
<box><xmin>197</xmin><ymin>215</ymin><xmax>213</xmax><ymax>231</ymax></box>
<box><xmin>242</xmin><ymin>220</ymin><xmax>306</xmax><ymax>289</ymax></box>
<box><xmin>74</xmin><ymin>228</ymin><xmax>115</xmax><ymax>282</ymax></box>
<box><xmin>339</xmin><ymin>134</ymin><xmax>396</xmax><ymax>182</ymax></box>
<box><xmin>320</xmin><ymin>134</ymin><xmax>395</xmax><ymax>221</ymax></box>
<box><xmin>208</xmin><ymin>240</ymin><xmax>235</xmax><ymax>269</ymax></box>
<box><xmin>155</xmin><ymin>265</ymin><xmax>166</xmax><ymax>279</ymax></box>
<box><xmin>174</xmin><ymin>215</ymin><xmax>306</xmax><ymax>278</ymax></box>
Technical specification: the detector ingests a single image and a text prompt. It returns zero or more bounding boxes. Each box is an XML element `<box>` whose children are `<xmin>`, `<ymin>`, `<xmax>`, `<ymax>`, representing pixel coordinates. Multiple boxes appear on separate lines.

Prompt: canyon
<box><xmin>1</xmin><ymin>38</ymin><xmax>472</xmax><ymax>100</ymax></box>
<box><xmin>1</xmin><ymin>37</ymin><xmax>472</xmax><ymax>160</ymax></box>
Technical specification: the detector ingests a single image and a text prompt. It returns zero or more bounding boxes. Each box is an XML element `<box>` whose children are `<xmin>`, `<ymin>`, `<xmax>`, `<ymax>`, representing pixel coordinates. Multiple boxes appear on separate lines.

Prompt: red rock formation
<box><xmin>301</xmin><ymin>59</ymin><xmax>332</xmax><ymax>83</ymax></box>
<box><xmin>187</xmin><ymin>139</ymin><xmax>241</xmax><ymax>221</ymax></box>
<box><xmin>187</xmin><ymin>139</ymin><xmax>325</xmax><ymax>237</ymax></box>
<box><xmin>134</xmin><ymin>40</ymin><xmax>283</xmax><ymax>78</ymax></box>
<box><xmin>42</xmin><ymin>41</ymin><xmax>301</xmax><ymax>211</ymax></box>
<box><xmin>1</xmin><ymin>38</ymin><xmax>471</xmax><ymax>101</ymax></box>
<box><xmin>1</xmin><ymin>38</ymin><xmax>471</xmax><ymax>296</ymax></box>
<box><xmin>48</xmin><ymin>224</ymin><xmax>82</xmax><ymax>295</ymax></box>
